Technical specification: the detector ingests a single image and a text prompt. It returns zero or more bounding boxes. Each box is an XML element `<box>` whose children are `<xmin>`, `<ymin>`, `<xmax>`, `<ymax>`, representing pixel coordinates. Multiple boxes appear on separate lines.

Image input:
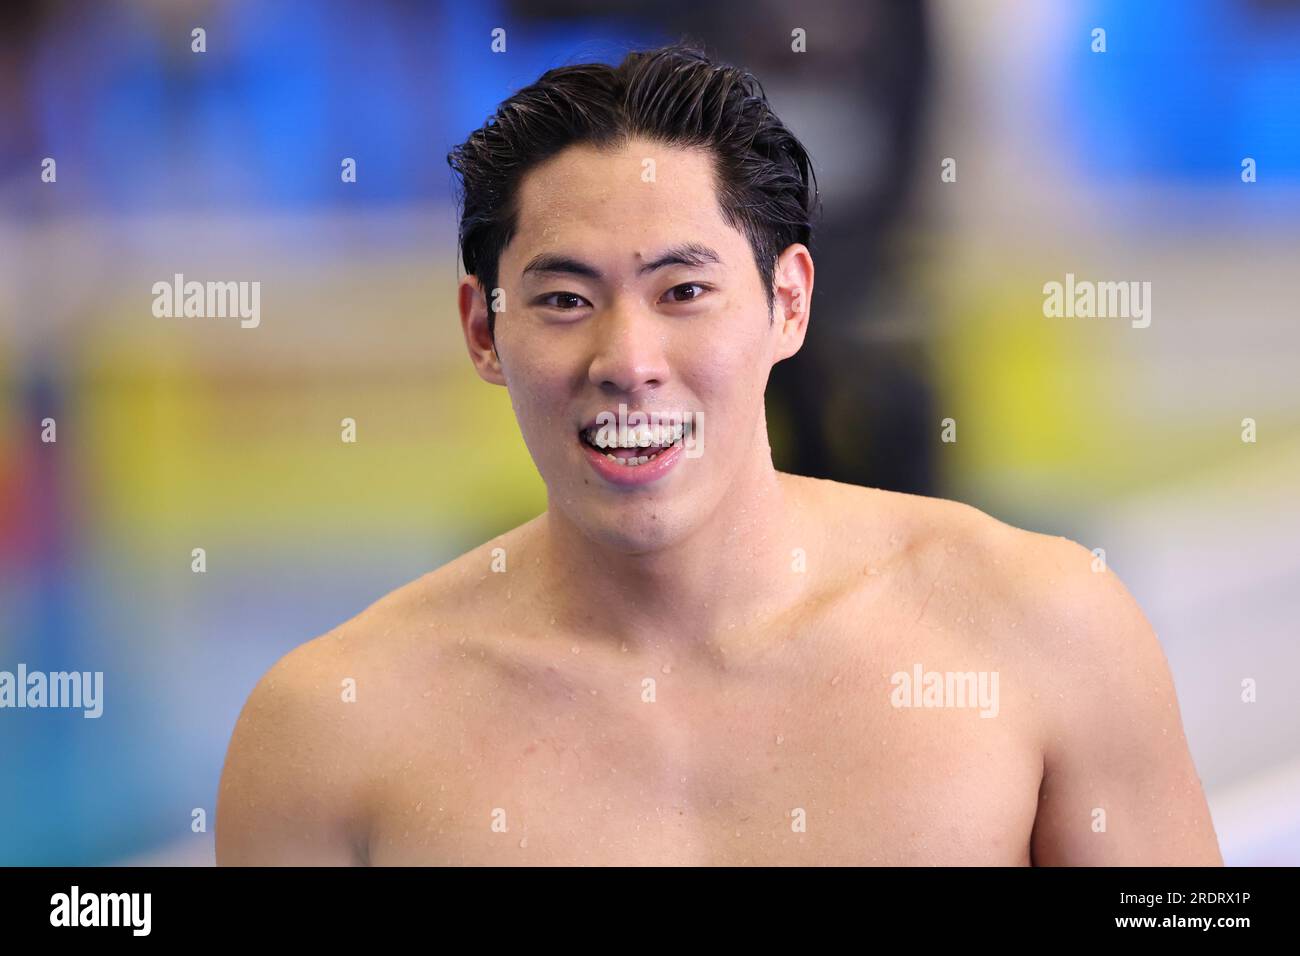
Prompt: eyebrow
<box><xmin>520</xmin><ymin>243</ymin><xmax>722</xmax><ymax>281</ymax></box>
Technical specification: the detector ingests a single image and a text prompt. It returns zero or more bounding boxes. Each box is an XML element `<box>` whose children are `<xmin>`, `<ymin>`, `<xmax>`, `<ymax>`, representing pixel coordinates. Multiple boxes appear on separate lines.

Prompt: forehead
<box><xmin>504</xmin><ymin>139</ymin><xmax>744</xmax><ymax>272</ymax></box>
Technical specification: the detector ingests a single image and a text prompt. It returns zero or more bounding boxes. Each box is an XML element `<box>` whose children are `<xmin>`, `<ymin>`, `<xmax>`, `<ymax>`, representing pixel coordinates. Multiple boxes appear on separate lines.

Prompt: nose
<box><xmin>586</xmin><ymin>296</ymin><xmax>670</xmax><ymax>394</ymax></box>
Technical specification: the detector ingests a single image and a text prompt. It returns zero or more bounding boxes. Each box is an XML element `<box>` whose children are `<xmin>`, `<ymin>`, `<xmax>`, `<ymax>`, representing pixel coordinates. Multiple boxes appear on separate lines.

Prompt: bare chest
<box><xmin>363</xmin><ymin>625</ymin><xmax>1042</xmax><ymax>865</ymax></box>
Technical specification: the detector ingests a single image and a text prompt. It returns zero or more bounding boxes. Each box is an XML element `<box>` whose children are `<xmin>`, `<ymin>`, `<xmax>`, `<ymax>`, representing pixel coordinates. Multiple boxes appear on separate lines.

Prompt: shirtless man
<box><xmin>216</xmin><ymin>44</ymin><xmax>1221</xmax><ymax>866</ymax></box>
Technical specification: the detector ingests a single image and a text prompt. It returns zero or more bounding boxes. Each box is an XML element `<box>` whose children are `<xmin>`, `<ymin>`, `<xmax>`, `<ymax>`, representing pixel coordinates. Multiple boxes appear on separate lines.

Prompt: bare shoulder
<box><xmin>215</xmin><ymin>620</ymin><xmax>374</xmax><ymax>864</ymax></box>
<box><xmin>805</xmin><ymin>474</ymin><xmax>1143</xmax><ymax>652</ymax></box>
<box><xmin>215</xmin><ymin>517</ymin><xmax>541</xmax><ymax>865</ymax></box>
<box><xmin>805</xmin><ymin>475</ymin><xmax>1182</xmax><ymax>748</ymax></box>
<box><xmin>803</xmin><ymin>476</ymin><xmax>1219</xmax><ymax>863</ymax></box>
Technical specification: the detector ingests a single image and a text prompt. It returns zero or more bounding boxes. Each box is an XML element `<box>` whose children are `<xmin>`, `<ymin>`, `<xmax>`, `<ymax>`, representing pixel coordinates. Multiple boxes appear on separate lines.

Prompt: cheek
<box><xmin>689</xmin><ymin>307</ymin><xmax>773</xmax><ymax>397</ymax></box>
<box><xmin>500</xmin><ymin>346</ymin><xmax>579</xmax><ymax>459</ymax></box>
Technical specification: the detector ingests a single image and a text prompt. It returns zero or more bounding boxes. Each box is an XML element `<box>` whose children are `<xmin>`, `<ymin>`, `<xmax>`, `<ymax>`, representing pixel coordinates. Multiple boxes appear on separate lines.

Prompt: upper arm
<box><xmin>1024</xmin><ymin>539</ymin><xmax>1222</xmax><ymax>866</ymax></box>
<box><xmin>216</xmin><ymin>640</ymin><xmax>369</xmax><ymax>866</ymax></box>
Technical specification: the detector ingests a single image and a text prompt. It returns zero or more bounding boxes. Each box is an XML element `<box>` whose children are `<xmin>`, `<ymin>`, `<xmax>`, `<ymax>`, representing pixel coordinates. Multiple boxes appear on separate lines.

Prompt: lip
<box><xmin>579</xmin><ymin>432</ymin><xmax>686</xmax><ymax>487</ymax></box>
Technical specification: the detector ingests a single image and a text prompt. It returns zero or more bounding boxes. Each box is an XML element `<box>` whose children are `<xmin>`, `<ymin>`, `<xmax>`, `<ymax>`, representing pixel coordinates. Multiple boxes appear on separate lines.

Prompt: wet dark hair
<box><xmin>447</xmin><ymin>41</ymin><xmax>820</xmax><ymax>341</ymax></box>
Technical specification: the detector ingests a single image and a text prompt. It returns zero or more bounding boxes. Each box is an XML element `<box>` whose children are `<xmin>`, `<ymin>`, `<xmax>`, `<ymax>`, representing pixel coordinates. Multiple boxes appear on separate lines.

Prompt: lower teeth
<box><xmin>601</xmin><ymin>441</ymin><xmax>678</xmax><ymax>466</ymax></box>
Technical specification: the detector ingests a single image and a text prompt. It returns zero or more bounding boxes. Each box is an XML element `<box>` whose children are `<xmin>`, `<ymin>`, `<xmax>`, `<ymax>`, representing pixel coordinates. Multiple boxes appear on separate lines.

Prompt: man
<box><xmin>216</xmin><ymin>43</ymin><xmax>1221</xmax><ymax>865</ymax></box>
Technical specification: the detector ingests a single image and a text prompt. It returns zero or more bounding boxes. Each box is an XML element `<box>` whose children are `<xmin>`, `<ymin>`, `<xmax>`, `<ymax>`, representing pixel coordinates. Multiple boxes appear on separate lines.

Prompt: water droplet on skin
<box><xmin>662</xmin><ymin>663</ymin><xmax>672</xmax><ymax>674</ymax></box>
<box><xmin>519</xmin><ymin>837</ymin><xmax>528</xmax><ymax>848</ymax></box>
<box><xmin>776</xmin><ymin>735</ymin><xmax>784</xmax><ymax>745</ymax></box>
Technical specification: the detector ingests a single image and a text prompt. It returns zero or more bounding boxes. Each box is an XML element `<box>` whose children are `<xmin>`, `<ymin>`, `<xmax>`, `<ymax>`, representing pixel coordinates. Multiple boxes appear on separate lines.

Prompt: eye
<box><xmin>537</xmin><ymin>292</ymin><xmax>591</xmax><ymax>310</ymax></box>
<box><xmin>663</xmin><ymin>282</ymin><xmax>711</xmax><ymax>304</ymax></box>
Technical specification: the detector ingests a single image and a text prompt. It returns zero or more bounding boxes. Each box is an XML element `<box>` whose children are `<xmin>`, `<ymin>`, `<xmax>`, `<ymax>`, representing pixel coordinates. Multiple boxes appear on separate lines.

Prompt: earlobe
<box><xmin>475</xmin><ymin>332</ymin><xmax>507</xmax><ymax>386</ymax></box>
<box><xmin>478</xmin><ymin>341</ymin><xmax>504</xmax><ymax>380</ymax></box>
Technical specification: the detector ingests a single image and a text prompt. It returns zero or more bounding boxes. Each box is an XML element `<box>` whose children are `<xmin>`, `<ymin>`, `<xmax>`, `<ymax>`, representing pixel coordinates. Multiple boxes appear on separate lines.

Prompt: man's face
<box><xmin>471</xmin><ymin>137</ymin><xmax>803</xmax><ymax>554</ymax></box>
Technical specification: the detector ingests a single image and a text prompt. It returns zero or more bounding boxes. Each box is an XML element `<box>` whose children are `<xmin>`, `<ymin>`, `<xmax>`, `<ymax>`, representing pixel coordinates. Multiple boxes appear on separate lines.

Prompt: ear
<box><xmin>771</xmin><ymin>244</ymin><xmax>814</xmax><ymax>364</ymax></box>
<box><xmin>459</xmin><ymin>275</ymin><xmax>507</xmax><ymax>386</ymax></box>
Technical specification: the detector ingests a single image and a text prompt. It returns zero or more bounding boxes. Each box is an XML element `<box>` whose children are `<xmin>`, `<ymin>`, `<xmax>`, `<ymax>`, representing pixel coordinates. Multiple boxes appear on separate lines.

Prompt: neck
<box><xmin>536</xmin><ymin>436</ymin><xmax>820</xmax><ymax>662</ymax></box>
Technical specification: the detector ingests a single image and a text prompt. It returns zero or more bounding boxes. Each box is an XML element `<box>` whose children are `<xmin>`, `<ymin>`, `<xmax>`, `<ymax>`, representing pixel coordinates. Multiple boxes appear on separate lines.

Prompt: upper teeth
<box><xmin>583</xmin><ymin>423</ymin><xmax>687</xmax><ymax>449</ymax></box>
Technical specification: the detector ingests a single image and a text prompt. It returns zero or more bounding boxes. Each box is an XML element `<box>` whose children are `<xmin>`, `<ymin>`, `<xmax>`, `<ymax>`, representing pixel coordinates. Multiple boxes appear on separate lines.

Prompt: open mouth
<box><xmin>578</xmin><ymin>419</ymin><xmax>694</xmax><ymax>467</ymax></box>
